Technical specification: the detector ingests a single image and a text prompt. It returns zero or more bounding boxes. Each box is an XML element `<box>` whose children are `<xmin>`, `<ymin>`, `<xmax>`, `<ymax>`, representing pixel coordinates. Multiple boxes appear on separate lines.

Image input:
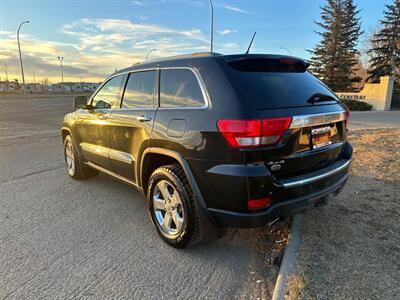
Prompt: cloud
<box><xmin>132</xmin><ymin>0</ymin><xmax>166</xmax><ymax>5</ymax></box>
<box><xmin>132</xmin><ymin>1</ymin><xmax>146</xmax><ymax>6</ymax></box>
<box><xmin>217</xmin><ymin>29</ymin><xmax>237</xmax><ymax>35</ymax></box>
<box><xmin>182</xmin><ymin>0</ymin><xmax>204</xmax><ymax>7</ymax></box>
<box><xmin>219</xmin><ymin>4</ymin><xmax>250</xmax><ymax>14</ymax></box>
<box><xmin>221</xmin><ymin>42</ymin><xmax>239</xmax><ymax>50</ymax></box>
<box><xmin>62</xmin><ymin>18</ymin><xmax>209</xmax><ymax>48</ymax></box>
<box><xmin>0</xmin><ymin>18</ymin><xmax>213</xmax><ymax>82</ymax></box>
<box><xmin>0</xmin><ymin>30</ymin><xmax>13</xmax><ymax>36</ymax></box>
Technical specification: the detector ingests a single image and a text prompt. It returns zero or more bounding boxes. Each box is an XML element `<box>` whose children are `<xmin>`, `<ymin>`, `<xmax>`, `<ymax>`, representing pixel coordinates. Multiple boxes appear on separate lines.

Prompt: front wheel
<box><xmin>147</xmin><ymin>164</ymin><xmax>199</xmax><ymax>248</ymax></box>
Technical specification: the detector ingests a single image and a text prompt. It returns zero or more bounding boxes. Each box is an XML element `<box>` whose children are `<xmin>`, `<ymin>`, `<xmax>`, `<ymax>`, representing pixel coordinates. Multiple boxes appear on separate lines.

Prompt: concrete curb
<box><xmin>272</xmin><ymin>214</ymin><xmax>304</xmax><ymax>300</ymax></box>
<box><xmin>349</xmin><ymin>126</ymin><xmax>399</xmax><ymax>131</ymax></box>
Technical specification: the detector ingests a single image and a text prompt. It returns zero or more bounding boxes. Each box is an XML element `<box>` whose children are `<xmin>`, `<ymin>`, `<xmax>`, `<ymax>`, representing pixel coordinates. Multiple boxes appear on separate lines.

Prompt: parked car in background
<box><xmin>61</xmin><ymin>53</ymin><xmax>352</xmax><ymax>248</ymax></box>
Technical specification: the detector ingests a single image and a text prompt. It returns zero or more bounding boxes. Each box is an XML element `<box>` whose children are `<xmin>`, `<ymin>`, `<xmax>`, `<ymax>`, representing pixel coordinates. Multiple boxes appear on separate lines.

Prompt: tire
<box><xmin>63</xmin><ymin>135</ymin><xmax>98</xmax><ymax>179</ymax></box>
<box><xmin>147</xmin><ymin>164</ymin><xmax>199</xmax><ymax>248</ymax></box>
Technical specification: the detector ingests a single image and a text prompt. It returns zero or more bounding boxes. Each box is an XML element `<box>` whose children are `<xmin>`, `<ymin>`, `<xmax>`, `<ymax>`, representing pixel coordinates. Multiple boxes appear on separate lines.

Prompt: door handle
<box><xmin>97</xmin><ymin>115</ymin><xmax>108</xmax><ymax>120</ymax></box>
<box><xmin>137</xmin><ymin>115</ymin><xmax>151</xmax><ymax>122</ymax></box>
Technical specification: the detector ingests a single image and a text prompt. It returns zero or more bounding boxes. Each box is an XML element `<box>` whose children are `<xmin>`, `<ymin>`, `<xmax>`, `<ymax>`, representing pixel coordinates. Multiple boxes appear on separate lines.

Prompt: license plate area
<box><xmin>311</xmin><ymin>126</ymin><xmax>332</xmax><ymax>149</ymax></box>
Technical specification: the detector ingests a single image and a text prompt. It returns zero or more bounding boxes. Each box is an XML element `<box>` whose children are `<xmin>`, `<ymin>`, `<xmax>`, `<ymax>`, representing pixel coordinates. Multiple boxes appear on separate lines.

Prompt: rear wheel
<box><xmin>63</xmin><ymin>135</ymin><xmax>98</xmax><ymax>179</ymax></box>
<box><xmin>147</xmin><ymin>164</ymin><xmax>199</xmax><ymax>248</ymax></box>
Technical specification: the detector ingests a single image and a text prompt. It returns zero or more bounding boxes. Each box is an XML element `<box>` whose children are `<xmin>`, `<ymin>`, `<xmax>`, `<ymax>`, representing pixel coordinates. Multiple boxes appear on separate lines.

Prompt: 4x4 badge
<box><xmin>267</xmin><ymin>160</ymin><xmax>285</xmax><ymax>171</ymax></box>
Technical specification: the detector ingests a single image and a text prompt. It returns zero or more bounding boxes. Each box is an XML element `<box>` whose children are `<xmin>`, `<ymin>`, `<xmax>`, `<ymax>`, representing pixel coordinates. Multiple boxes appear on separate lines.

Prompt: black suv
<box><xmin>61</xmin><ymin>53</ymin><xmax>352</xmax><ymax>248</ymax></box>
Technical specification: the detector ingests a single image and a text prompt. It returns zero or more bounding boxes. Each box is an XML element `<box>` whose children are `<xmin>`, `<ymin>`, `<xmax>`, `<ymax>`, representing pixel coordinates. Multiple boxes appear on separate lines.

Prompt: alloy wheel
<box><xmin>65</xmin><ymin>140</ymin><xmax>75</xmax><ymax>176</ymax></box>
<box><xmin>153</xmin><ymin>180</ymin><xmax>185</xmax><ymax>239</ymax></box>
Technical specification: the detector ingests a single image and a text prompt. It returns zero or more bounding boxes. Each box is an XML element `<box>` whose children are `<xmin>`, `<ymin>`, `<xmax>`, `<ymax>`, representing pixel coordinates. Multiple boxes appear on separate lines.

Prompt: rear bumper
<box><xmin>203</xmin><ymin>142</ymin><xmax>352</xmax><ymax>228</ymax></box>
<box><xmin>208</xmin><ymin>171</ymin><xmax>348</xmax><ymax>228</ymax></box>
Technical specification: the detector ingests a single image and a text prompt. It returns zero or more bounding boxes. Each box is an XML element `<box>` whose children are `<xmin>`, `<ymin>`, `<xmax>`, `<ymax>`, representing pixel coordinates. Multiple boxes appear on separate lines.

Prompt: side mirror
<box><xmin>73</xmin><ymin>96</ymin><xmax>88</xmax><ymax>109</ymax></box>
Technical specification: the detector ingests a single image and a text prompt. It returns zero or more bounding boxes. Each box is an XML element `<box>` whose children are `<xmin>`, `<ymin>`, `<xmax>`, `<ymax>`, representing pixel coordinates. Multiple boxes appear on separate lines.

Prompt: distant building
<box><xmin>0</xmin><ymin>81</ymin><xmax>7</xmax><ymax>92</ymax></box>
<box><xmin>82</xmin><ymin>83</ymin><xmax>100</xmax><ymax>92</ymax></box>
<box><xmin>25</xmin><ymin>83</ymin><xmax>43</xmax><ymax>94</ymax></box>
<box><xmin>0</xmin><ymin>80</ymin><xmax>21</xmax><ymax>92</ymax></box>
<box><xmin>51</xmin><ymin>82</ymin><xmax>100</xmax><ymax>93</ymax></box>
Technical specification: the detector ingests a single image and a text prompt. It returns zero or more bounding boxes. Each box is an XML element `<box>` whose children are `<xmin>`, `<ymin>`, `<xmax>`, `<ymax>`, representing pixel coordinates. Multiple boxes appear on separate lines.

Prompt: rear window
<box><xmin>227</xmin><ymin>58</ymin><xmax>338</xmax><ymax>109</ymax></box>
<box><xmin>160</xmin><ymin>69</ymin><xmax>205</xmax><ymax>108</ymax></box>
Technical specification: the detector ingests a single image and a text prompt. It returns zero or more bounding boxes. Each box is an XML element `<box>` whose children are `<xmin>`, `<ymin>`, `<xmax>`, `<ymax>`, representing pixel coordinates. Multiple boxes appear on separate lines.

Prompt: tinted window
<box><xmin>227</xmin><ymin>59</ymin><xmax>338</xmax><ymax>109</ymax></box>
<box><xmin>91</xmin><ymin>75</ymin><xmax>124</xmax><ymax>109</ymax></box>
<box><xmin>160</xmin><ymin>69</ymin><xmax>204</xmax><ymax>108</ymax></box>
<box><xmin>122</xmin><ymin>71</ymin><xmax>157</xmax><ymax>108</ymax></box>
<box><xmin>229</xmin><ymin>72</ymin><xmax>338</xmax><ymax>109</ymax></box>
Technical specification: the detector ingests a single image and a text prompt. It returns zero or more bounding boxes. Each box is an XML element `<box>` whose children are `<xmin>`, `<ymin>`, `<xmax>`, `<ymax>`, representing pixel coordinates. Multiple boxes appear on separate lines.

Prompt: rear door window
<box><xmin>160</xmin><ymin>69</ymin><xmax>205</xmax><ymax>108</ymax></box>
<box><xmin>226</xmin><ymin>58</ymin><xmax>338</xmax><ymax>109</ymax></box>
<box><xmin>122</xmin><ymin>71</ymin><xmax>157</xmax><ymax>108</ymax></box>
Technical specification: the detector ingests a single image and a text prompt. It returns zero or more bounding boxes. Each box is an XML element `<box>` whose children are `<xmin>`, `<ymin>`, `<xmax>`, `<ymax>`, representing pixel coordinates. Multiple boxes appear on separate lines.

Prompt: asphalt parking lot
<box><xmin>0</xmin><ymin>94</ymin><xmax>278</xmax><ymax>299</ymax></box>
<box><xmin>2</xmin><ymin>94</ymin><xmax>399</xmax><ymax>299</ymax></box>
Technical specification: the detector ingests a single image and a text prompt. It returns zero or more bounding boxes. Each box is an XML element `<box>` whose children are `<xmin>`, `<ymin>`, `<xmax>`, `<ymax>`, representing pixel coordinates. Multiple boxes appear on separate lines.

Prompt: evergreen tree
<box><xmin>367</xmin><ymin>0</ymin><xmax>400</xmax><ymax>103</ymax></box>
<box><xmin>309</xmin><ymin>0</ymin><xmax>363</xmax><ymax>91</ymax></box>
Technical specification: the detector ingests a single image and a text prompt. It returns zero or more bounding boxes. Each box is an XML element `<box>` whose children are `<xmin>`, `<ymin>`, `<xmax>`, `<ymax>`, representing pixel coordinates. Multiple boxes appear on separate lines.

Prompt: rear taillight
<box><xmin>344</xmin><ymin>110</ymin><xmax>350</xmax><ymax>129</ymax></box>
<box><xmin>217</xmin><ymin>117</ymin><xmax>292</xmax><ymax>148</ymax></box>
<box><xmin>247</xmin><ymin>197</ymin><xmax>272</xmax><ymax>209</ymax></box>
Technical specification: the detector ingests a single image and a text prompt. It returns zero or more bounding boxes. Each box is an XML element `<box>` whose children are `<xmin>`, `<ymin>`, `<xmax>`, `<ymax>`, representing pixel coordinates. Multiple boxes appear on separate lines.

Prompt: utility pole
<box><xmin>17</xmin><ymin>20</ymin><xmax>30</xmax><ymax>94</ymax></box>
<box><xmin>4</xmin><ymin>63</ymin><xmax>8</xmax><ymax>82</ymax></box>
<box><xmin>280</xmin><ymin>47</ymin><xmax>292</xmax><ymax>55</ymax></box>
<box><xmin>57</xmin><ymin>56</ymin><xmax>64</xmax><ymax>93</ymax></box>
<box><xmin>209</xmin><ymin>0</ymin><xmax>214</xmax><ymax>53</ymax></box>
<box><xmin>145</xmin><ymin>49</ymin><xmax>156</xmax><ymax>61</ymax></box>
<box><xmin>32</xmin><ymin>70</ymin><xmax>35</xmax><ymax>84</ymax></box>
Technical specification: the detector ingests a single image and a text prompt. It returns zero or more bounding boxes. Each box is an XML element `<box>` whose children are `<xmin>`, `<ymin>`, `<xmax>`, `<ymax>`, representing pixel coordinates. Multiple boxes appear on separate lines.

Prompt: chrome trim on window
<box><xmin>280</xmin><ymin>159</ymin><xmax>351</xmax><ymax>188</ymax></box>
<box><xmin>96</xmin><ymin>67</ymin><xmax>210</xmax><ymax>110</ymax></box>
<box><xmin>290</xmin><ymin>111</ymin><xmax>346</xmax><ymax>129</ymax></box>
<box><xmin>158</xmin><ymin>67</ymin><xmax>210</xmax><ymax>110</ymax></box>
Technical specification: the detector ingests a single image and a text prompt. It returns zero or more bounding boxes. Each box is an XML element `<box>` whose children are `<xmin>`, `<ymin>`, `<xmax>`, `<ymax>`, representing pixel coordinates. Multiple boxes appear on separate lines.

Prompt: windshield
<box><xmin>226</xmin><ymin>60</ymin><xmax>338</xmax><ymax>109</ymax></box>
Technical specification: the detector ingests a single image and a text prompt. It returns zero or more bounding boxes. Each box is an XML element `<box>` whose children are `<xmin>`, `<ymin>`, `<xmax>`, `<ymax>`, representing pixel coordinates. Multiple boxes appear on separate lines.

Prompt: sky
<box><xmin>0</xmin><ymin>0</ymin><xmax>392</xmax><ymax>83</ymax></box>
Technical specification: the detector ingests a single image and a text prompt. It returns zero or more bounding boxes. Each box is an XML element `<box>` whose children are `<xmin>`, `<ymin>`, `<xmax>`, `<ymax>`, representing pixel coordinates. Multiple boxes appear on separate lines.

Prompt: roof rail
<box><xmin>131</xmin><ymin>52</ymin><xmax>222</xmax><ymax>66</ymax></box>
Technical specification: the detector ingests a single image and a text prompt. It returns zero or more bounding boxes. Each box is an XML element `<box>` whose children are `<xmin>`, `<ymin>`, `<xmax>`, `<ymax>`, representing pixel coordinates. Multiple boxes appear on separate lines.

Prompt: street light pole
<box><xmin>4</xmin><ymin>62</ymin><xmax>8</xmax><ymax>92</ymax></box>
<box><xmin>280</xmin><ymin>47</ymin><xmax>292</xmax><ymax>55</ymax></box>
<box><xmin>57</xmin><ymin>56</ymin><xmax>64</xmax><ymax>93</ymax></box>
<box><xmin>209</xmin><ymin>0</ymin><xmax>214</xmax><ymax>53</ymax></box>
<box><xmin>17</xmin><ymin>20</ymin><xmax>30</xmax><ymax>93</ymax></box>
<box><xmin>4</xmin><ymin>63</ymin><xmax>8</xmax><ymax>82</ymax></box>
<box><xmin>145</xmin><ymin>49</ymin><xmax>156</xmax><ymax>61</ymax></box>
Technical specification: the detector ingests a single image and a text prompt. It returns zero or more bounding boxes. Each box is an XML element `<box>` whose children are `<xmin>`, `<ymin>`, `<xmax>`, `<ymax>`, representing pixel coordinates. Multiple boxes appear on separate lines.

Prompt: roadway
<box><xmin>0</xmin><ymin>94</ymin><xmax>275</xmax><ymax>299</ymax></box>
<box><xmin>348</xmin><ymin>110</ymin><xmax>400</xmax><ymax>130</ymax></box>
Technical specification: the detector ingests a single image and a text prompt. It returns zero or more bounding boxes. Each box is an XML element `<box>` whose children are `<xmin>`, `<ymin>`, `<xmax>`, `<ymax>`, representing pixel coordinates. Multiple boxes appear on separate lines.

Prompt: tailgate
<box><xmin>260</xmin><ymin>110</ymin><xmax>348</xmax><ymax>179</ymax></box>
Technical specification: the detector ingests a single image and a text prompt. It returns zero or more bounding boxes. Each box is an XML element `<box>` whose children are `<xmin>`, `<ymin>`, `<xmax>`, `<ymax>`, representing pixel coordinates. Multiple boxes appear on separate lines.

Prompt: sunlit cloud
<box><xmin>61</xmin><ymin>18</ymin><xmax>209</xmax><ymax>48</ymax></box>
<box><xmin>221</xmin><ymin>42</ymin><xmax>239</xmax><ymax>50</ymax></box>
<box><xmin>0</xmin><ymin>18</ymin><xmax>213</xmax><ymax>83</ymax></box>
<box><xmin>219</xmin><ymin>4</ymin><xmax>250</xmax><ymax>14</ymax></box>
<box><xmin>0</xmin><ymin>30</ymin><xmax>13</xmax><ymax>36</ymax></box>
<box><xmin>218</xmin><ymin>29</ymin><xmax>237</xmax><ymax>35</ymax></box>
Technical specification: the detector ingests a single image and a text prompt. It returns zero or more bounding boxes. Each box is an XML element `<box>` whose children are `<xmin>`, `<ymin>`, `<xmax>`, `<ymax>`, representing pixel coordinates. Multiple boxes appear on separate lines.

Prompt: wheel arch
<box><xmin>61</xmin><ymin>127</ymin><xmax>83</xmax><ymax>159</ymax></box>
<box><xmin>140</xmin><ymin>150</ymin><xmax>180</xmax><ymax>196</ymax></box>
<box><xmin>139</xmin><ymin>148</ymin><xmax>211</xmax><ymax>220</ymax></box>
<box><xmin>61</xmin><ymin>127</ymin><xmax>72</xmax><ymax>142</ymax></box>
<box><xmin>140</xmin><ymin>147</ymin><xmax>224</xmax><ymax>242</ymax></box>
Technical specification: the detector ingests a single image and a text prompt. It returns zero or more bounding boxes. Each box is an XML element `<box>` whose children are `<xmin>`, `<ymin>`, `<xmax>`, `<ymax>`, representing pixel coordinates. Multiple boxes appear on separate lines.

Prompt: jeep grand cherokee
<box><xmin>61</xmin><ymin>53</ymin><xmax>352</xmax><ymax>248</ymax></box>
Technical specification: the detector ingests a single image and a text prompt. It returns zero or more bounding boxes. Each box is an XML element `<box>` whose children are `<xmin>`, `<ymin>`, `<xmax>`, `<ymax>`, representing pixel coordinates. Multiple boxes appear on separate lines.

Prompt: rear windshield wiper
<box><xmin>307</xmin><ymin>93</ymin><xmax>338</xmax><ymax>104</ymax></box>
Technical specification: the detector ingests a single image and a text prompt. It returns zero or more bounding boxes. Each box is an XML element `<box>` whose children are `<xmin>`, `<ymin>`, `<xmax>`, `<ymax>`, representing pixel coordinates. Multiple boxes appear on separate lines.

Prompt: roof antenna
<box><xmin>245</xmin><ymin>32</ymin><xmax>256</xmax><ymax>54</ymax></box>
